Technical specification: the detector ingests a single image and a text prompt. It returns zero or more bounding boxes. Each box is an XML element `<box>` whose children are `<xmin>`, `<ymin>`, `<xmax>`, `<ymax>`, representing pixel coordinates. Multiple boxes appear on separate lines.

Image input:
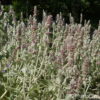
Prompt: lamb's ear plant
<box><xmin>0</xmin><ymin>5</ymin><xmax>100</xmax><ymax>100</ymax></box>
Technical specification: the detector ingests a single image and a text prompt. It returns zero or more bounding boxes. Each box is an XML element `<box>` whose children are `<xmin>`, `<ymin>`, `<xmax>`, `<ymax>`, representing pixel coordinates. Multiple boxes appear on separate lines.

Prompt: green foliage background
<box><xmin>1</xmin><ymin>0</ymin><xmax>100</xmax><ymax>24</ymax></box>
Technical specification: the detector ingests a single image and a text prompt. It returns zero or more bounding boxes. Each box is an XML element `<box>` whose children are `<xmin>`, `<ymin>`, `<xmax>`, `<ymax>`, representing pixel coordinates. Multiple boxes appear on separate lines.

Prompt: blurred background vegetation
<box><xmin>1</xmin><ymin>0</ymin><xmax>100</xmax><ymax>27</ymax></box>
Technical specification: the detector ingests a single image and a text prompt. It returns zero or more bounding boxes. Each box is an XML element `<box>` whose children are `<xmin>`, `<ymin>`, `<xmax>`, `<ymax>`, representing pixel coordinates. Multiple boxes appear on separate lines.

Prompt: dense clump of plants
<box><xmin>0</xmin><ymin>5</ymin><xmax>100</xmax><ymax>100</ymax></box>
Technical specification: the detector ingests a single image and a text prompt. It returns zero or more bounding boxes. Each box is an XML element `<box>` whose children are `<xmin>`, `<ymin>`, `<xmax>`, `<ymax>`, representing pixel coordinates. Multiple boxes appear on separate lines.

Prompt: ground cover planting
<box><xmin>0</xmin><ymin>6</ymin><xmax>100</xmax><ymax>100</ymax></box>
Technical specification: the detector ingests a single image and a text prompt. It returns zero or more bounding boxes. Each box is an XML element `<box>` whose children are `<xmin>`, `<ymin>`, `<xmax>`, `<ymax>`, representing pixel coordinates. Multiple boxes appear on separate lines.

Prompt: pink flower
<box><xmin>96</xmin><ymin>61</ymin><xmax>100</xmax><ymax>65</ymax></box>
<box><xmin>45</xmin><ymin>15</ymin><xmax>53</xmax><ymax>28</ymax></box>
